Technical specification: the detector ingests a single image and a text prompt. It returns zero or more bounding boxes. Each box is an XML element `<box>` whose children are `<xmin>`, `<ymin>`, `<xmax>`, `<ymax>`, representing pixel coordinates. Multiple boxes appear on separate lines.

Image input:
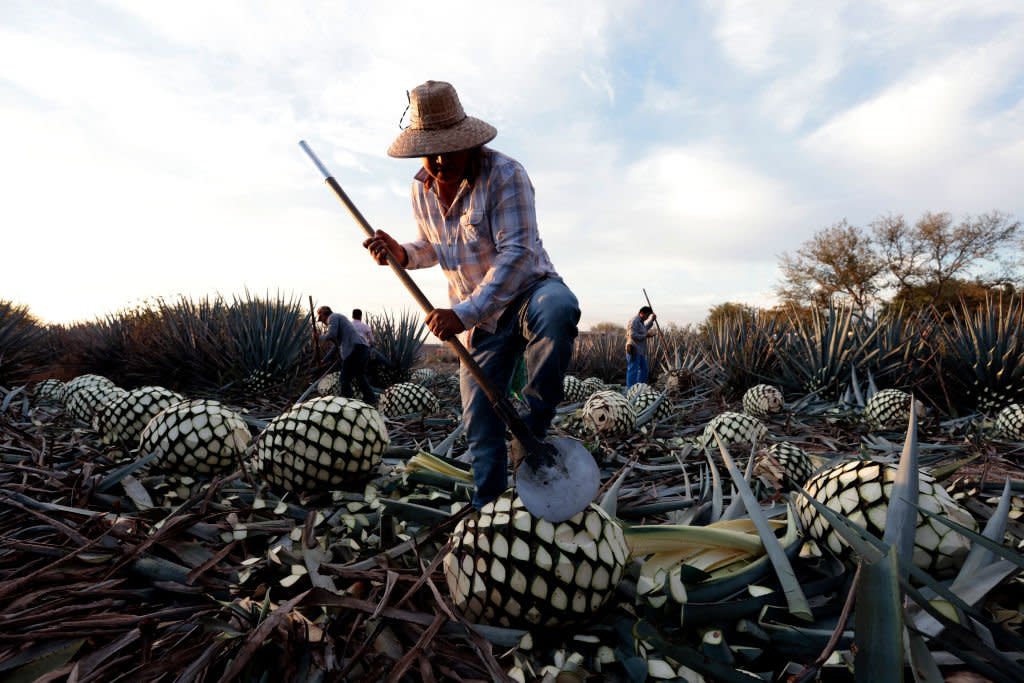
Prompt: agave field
<box><xmin>1</xmin><ymin>293</ymin><xmax>1024</xmax><ymax>682</ymax></box>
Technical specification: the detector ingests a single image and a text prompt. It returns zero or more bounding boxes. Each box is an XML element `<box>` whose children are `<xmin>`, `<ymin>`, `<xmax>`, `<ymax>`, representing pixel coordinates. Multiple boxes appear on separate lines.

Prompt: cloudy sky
<box><xmin>3</xmin><ymin>1</ymin><xmax>1023</xmax><ymax>329</ymax></box>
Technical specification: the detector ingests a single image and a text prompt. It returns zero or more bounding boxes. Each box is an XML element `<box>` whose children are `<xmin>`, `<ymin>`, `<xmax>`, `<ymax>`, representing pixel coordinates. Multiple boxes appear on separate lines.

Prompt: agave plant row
<box><xmin>574</xmin><ymin>296</ymin><xmax>1024</xmax><ymax>417</ymax></box>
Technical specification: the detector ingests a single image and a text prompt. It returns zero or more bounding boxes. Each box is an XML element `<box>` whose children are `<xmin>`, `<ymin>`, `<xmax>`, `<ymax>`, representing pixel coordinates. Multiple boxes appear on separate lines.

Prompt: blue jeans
<box><xmin>626</xmin><ymin>352</ymin><xmax>649</xmax><ymax>388</ymax></box>
<box><xmin>461</xmin><ymin>278</ymin><xmax>581</xmax><ymax>509</ymax></box>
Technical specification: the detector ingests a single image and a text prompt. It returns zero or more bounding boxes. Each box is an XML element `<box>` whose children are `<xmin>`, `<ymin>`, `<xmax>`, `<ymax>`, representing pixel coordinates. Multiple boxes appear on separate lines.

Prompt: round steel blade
<box><xmin>516</xmin><ymin>436</ymin><xmax>600</xmax><ymax>522</ymax></box>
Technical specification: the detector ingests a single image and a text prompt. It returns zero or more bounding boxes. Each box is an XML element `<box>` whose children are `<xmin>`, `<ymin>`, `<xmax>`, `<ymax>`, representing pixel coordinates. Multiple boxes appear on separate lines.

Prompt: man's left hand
<box><xmin>425</xmin><ymin>309</ymin><xmax>466</xmax><ymax>341</ymax></box>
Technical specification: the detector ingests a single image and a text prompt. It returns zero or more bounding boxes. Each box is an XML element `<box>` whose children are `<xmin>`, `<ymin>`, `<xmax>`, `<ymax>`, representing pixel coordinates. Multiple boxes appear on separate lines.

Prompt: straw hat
<box><xmin>387</xmin><ymin>81</ymin><xmax>497</xmax><ymax>158</ymax></box>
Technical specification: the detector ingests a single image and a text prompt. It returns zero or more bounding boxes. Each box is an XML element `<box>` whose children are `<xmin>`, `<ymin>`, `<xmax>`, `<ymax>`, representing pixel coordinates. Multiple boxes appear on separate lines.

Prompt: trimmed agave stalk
<box><xmin>630</xmin><ymin>513</ymin><xmax>798</xmax><ymax>611</ymax></box>
<box><xmin>378</xmin><ymin>382</ymin><xmax>441</xmax><ymax>417</ymax></box>
<box><xmin>139</xmin><ymin>399</ymin><xmax>252</xmax><ymax>476</ymax></box>
<box><xmin>795</xmin><ymin>459</ymin><xmax>976</xmax><ymax>575</ymax></box>
<box><xmin>863</xmin><ymin>388</ymin><xmax>925</xmax><ymax>429</ymax></box>
<box><xmin>250</xmin><ymin>396</ymin><xmax>389</xmax><ymax>493</ymax></box>
<box><xmin>741</xmin><ymin>383</ymin><xmax>784</xmax><ymax>418</ymax></box>
<box><xmin>443</xmin><ymin>491</ymin><xmax>629</xmax><ymax>627</ymax></box>
<box><xmin>581</xmin><ymin>390</ymin><xmax>636</xmax><ymax>437</ymax></box>
<box><xmin>63</xmin><ymin>374</ymin><xmax>122</xmax><ymax>425</ymax></box>
<box><xmin>93</xmin><ymin>386</ymin><xmax>185</xmax><ymax>446</ymax></box>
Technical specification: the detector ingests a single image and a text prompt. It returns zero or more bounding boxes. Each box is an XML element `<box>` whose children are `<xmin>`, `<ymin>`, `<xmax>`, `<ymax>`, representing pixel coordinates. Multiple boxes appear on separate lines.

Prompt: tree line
<box><xmin>775</xmin><ymin>210</ymin><xmax>1021</xmax><ymax>312</ymax></box>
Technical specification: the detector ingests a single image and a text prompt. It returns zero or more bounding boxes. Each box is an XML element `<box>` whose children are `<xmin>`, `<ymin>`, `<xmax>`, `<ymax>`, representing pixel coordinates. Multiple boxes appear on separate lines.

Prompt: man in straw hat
<box><xmin>363</xmin><ymin>80</ymin><xmax>580</xmax><ymax>510</ymax></box>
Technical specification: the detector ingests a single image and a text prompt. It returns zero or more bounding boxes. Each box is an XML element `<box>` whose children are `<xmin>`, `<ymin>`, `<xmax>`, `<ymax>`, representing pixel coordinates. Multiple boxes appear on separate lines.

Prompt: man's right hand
<box><xmin>626</xmin><ymin>343</ymin><xmax>636</xmax><ymax>358</ymax></box>
<box><xmin>362</xmin><ymin>230</ymin><xmax>408</xmax><ymax>267</ymax></box>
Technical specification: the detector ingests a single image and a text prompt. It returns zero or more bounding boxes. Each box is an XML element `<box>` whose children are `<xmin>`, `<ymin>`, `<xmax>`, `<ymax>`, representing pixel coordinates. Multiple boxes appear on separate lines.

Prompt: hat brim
<box><xmin>387</xmin><ymin>116</ymin><xmax>497</xmax><ymax>158</ymax></box>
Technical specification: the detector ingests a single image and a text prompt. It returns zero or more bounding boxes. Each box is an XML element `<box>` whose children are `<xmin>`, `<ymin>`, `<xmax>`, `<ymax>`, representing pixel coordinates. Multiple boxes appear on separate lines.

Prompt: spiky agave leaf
<box><xmin>856</xmin><ymin>306</ymin><xmax>935</xmax><ymax>397</ymax></box>
<box><xmin>0</xmin><ymin>300</ymin><xmax>50</xmax><ymax>385</ymax></box>
<box><xmin>938</xmin><ymin>294</ymin><xmax>1024</xmax><ymax>414</ymax></box>
<box><xmin>701</xmin><ymin>310</ymin><xmax>780</xmax><ymax>401</ymax></box>
<box><xmin>443</xmin><ymin>492</ymin><xmax>629</xmax><ymax>627</ymax></box>
<box><xmin>855</xmin><ymin>545</ymin><xmax>904</xmax><ymax>683</ymax></box>
<box><xmin>226</xmin><ymin>291</ymin><xmax>309</xmax><ymax>395</ymax></box>
<box><xmin>367</xmin><ymin>309</ymin><xmax>427</xmax><ymax>386</ymax></box>
<box><xmin>126</xmin><ymin>295</ymin><xmax>233</xmax><ymax>392</ymax></box>
<box><xmin>773</xmin><ymin>302</ymin><xmax>877</xmax><ymax>400</ymax></box>
<box><xmin>571</xmin><ymin>331</ymin><xmax>626</xmax><ymax>385</ymax></box>
<box><xmin>714</xmin><ymin>432</ymin><xmax>812</xmax><ymax>621</ymax></box>
<box><xmin>251</xmin><ymin>396</ymin><xmax>389</xmax><ymax>492</ymax></box>
<box><xmin>139</xmin><ymin>399</ymin><xmax>251</xmax><ymax>476</ymax></box>
<box><xmin>658</xmin><ymin>343</ymin><xmax>716</xmax><ymax>396</ymax></box>
<box><xmin>882</xmin><ymin>395</ymin><xmax>920</xmax><ymax>575</ymax></box>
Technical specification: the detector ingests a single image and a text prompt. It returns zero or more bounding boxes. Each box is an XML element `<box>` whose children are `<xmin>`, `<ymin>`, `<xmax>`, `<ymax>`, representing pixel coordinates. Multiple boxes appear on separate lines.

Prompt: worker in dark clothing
<box><xmin>316</xmin><ymin>305</ymin><xmax>376</xmax><ymax>404</ymax></box>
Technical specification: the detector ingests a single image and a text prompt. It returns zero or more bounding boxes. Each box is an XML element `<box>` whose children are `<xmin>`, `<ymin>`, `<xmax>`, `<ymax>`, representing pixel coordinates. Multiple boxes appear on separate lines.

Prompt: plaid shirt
<box><xmin>401</xmin><ymin>147</ymin><xmax>560</xmax><ymax>333</ymax></box>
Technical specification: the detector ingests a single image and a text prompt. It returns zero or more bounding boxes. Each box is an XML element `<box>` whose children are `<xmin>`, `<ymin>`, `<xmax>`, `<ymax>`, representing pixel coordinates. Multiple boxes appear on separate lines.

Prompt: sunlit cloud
<box><xmin>2</xmin><ymin>0</ymin><xmax>1022</xmax><ymax>328</ymax></box>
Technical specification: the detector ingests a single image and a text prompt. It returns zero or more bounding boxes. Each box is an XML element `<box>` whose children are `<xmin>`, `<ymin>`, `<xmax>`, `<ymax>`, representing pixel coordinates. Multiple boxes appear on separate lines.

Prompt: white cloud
<box><xmin>620</xmin><ymin>144</ymin><xmax>800</xmax><ymax>259</ymax></box>
<box><xmin>802</xmin><ymin>32</ymin><xmax>1024</xmax><ymax>207</ymax></box>
<box><xmin>3</xmin><ymin>0</ymin><xmax>1022</xmax><ymax>331</ymax></box>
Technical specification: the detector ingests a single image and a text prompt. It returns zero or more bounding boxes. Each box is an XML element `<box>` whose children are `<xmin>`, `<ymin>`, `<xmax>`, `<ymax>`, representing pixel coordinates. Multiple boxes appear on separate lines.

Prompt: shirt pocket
<box><xmin>459</xmin><ymin>209</ymin><xmax>490</xmax><ymax>246</ymax></box>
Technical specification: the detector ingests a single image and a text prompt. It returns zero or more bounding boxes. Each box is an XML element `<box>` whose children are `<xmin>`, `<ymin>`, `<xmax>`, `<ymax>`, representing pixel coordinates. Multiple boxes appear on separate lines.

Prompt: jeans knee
<box><xmin>526</xmin><ymin>282</ymin><xmax>580</xmax><ymax>340</ymax></box>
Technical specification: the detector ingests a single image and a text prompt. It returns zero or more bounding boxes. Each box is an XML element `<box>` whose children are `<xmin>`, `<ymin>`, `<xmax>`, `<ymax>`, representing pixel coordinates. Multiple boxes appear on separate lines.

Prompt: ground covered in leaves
<box><xmin>1</xmin><ymin>377</ymin><xmax>1023</xmax><ymax>682</ymax></box>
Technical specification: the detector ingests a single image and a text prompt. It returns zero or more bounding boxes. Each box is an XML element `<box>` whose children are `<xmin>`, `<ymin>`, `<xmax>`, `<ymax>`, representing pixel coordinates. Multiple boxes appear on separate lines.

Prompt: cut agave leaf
<box><xmin>714</xmin><ymin>431</ymin><xmax>812</xmax><ymax>622</ymax></box>
<box><xmin>953</xmin><ymin>479</ymin><xmax>1013</xmax><ymax>587</ymax></box>
<box><xmin>854</xmin><ymin>545</ymin><xmax>904</xmax><ymax>683</ymax></box>
<box><xmin>882</xmin><ymin>396</ymin><xmax>919</xmax><ymax>576</ymax></box>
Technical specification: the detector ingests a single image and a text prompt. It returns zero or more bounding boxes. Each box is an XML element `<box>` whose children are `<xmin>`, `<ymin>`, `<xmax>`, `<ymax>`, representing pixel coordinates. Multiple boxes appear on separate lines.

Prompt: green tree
<box><xmin>886</xmin><ymin>278</ymin><xmax>1017</xmax><ymax>319</ymax></box>
<box><xmin>702</xmin><ymin>302</ymin><xmax>757</xmax><ymax>332</ymax></box>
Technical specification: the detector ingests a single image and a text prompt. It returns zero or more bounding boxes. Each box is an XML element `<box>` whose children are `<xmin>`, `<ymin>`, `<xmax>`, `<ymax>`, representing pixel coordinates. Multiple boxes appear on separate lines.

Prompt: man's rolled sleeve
<box><xmin>401</xmin><ymin>239</ymin><xmax>438</xmax><ymax>269</ymax></box>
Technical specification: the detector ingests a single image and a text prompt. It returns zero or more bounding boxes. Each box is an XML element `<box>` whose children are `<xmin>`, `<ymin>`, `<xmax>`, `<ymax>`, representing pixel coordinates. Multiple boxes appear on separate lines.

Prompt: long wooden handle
<box><xmin>642</xmin><ymin>288</ymin><xmax>672</xmax><ymax>369</ymax></box>
<box><xmin>300</xmin><ymin>141</ymin><xmax>542</xmax><ymax>452</ymax></box>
